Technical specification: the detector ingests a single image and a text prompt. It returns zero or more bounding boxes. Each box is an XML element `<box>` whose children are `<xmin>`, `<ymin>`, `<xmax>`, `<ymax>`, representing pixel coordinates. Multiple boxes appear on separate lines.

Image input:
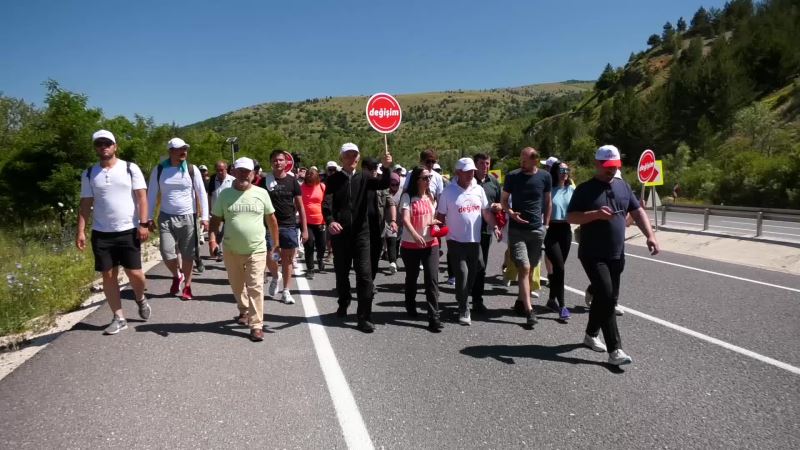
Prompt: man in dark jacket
<box><xmin>323</xmin><ymin>143</ymin><xmax>392</xmax><ymax>333</ymax></box>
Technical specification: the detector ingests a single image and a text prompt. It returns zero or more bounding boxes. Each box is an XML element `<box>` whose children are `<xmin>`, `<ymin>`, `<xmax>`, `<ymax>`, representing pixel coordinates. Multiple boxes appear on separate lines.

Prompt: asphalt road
<box><xmin>1</xmin><ymin>239</ymin><xmax>798</xmax><ymax>449</ymax></box>
<box><xmin>646</xmin><ymin>209</ymin><xmax>800</xmax><ymax>243</ymax></box>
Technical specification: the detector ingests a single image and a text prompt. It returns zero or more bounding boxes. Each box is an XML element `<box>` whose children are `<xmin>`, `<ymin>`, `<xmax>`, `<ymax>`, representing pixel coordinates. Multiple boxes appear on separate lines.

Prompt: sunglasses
<box><xmin>559</xmin><ymin>168</ymin><xmax>570</xmax><ymax>174</ymax></box>
<box><xmin>425</xmin><ymin>159</ymin><xmax>437</xmax><ymax>165</ymax></box>
<box><xmin>94</xmin><ymin>140</ymin><xmax>114</xmax><ymax>148</ymax></box>
<box><xmin>419</xmin><ymin>176</ymin><xmax>432</xmax><ymax>182</ymax></box>
<box><xmin>390</xmin><ymin>182</ymin><xmax>400</xmax><ymax>187</ymax></box>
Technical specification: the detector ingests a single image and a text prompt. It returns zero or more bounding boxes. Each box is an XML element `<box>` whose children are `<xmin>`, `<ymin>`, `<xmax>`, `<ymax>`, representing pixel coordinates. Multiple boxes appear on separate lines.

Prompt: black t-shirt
<box><xmin>502</xmin><ymin>169</ymin><xmax>552</xmax><ymax>230</ymax></box>
<box><xmin>567</xmin><ymin>177</ymin><xmax>641</xmax><ymax>260</ymax></box>
<box><xmin>261</xmin><ymin>173</ymin><xmax>301</xmax><ymax>227</ymax></box>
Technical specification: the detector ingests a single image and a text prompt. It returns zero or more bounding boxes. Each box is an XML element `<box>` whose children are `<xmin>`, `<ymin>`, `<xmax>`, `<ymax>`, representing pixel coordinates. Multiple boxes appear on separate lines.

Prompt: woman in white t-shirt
<box><xmin>399</xmin><ymin>167</ymin><xmax>442</xmax><ymax>332</ymax></box>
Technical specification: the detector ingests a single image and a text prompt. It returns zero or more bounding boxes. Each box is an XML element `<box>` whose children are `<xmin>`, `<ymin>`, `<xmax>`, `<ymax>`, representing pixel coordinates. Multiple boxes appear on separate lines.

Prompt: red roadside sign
<box><xmin>366</xmin><ymin>93</ymin><xmax>402</xmax><ymax>134</ymax></box>
<box><xmin>638</xmin><ymin>149</ymin><xmax>658</xmax><ymax>183</ymax></box>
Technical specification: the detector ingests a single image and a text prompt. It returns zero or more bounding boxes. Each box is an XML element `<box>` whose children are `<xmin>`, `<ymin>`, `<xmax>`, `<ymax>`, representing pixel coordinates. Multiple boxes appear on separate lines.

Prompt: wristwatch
<box><xmin>139</xmin><ymin>221</ymin><xmax>150</xmax><ymax>228</ymax></box>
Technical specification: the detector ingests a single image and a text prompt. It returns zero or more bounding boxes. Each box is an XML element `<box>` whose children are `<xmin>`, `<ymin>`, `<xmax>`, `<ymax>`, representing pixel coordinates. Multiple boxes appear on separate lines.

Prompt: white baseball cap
<box><xmin>326</xmin><ymin>161</ymin><xmax>339</xmax><ymax>170</ymax></box>
<box><xmin>167</xmin><ymin>137</ymin><xmax>190</xmax><ymax>149</ymax></box>
<box><xmin>433</xmin><ymin>163</ymin><xmax>442</xmax><ymax>172</ymax></box>
<box><xmin>233</xmin><ymin>157</ymin><xmax>255</xmax><ymax>171</ymax></box>
<box><xmin>595</xmin><ymin>145</ymin><xmax>622</xmax><ymax>168</ymax></box>
<box><xmin>340</xmin><ymin>142</ymin><xmax>359</xmax><ymax>154</ymax></box>
<box><xmin>455</xmin><ymin>157</ymin><xmax>477</xmax><ymax>172</ymax></box>
<box><xmin>198</xmin><ymin>165</ymin><xmax>208</xmax><ymax>172</ymax></box>
<box><xmin>92</xmin><ymin>129</ymin><xmax>116</xmax><ymax>144</ymax></box>
<box><xmin>543</xmin><ymin>156</ymin><xmax>560</xmax><ymax>167</ymax></box>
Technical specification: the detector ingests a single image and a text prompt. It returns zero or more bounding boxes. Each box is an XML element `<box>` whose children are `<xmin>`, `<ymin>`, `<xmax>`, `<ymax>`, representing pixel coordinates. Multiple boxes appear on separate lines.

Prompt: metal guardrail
<box><xmin>659</xmin><ymin>204</ymin><xmax>800</xmax><ymax>237</ymax></box>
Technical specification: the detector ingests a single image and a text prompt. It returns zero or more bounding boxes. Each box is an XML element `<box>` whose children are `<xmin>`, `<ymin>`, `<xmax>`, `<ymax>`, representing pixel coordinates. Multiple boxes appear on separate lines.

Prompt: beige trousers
<box><xmin>223</xmin><ymin>251</ymin><xmax>267</xmax><ymax>330</ymax></box>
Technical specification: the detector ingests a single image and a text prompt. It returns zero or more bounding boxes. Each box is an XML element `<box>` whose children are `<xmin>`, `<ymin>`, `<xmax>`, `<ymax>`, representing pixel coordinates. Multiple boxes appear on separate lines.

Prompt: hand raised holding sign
<box><xmin>381</xmin><ymin>151</ymin><xmax>393</xmax><ymax>169</ymax></box>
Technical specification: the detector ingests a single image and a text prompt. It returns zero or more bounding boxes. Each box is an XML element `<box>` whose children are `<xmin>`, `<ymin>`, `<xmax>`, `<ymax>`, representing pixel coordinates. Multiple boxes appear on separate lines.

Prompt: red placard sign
<box><xmin>284</xmin><ymin>152</ymin><xmax>294</xmax><ymax>174</ymax></box>
<box><xmin>638</xmin><ymin>149</ymin><xmax>658</xmax><ymax>183</ymax></box>
<box><xmin>366</xmin><ymin>93</ymin><xmax>402</xmax><ymax>134</ymax></box>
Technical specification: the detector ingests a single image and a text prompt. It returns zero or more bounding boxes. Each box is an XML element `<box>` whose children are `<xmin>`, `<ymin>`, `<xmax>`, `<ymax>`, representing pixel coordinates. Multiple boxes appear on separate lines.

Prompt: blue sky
<box><xmin>1</xmin><ymin>0</ymin><xmax>727</xmax><ymax>126</ymax></box>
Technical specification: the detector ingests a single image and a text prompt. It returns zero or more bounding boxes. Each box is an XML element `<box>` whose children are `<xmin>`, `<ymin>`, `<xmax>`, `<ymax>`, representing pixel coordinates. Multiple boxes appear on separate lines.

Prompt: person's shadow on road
<box><xmin>134</xmin><ymin>320</ymin><xmax>249</xmax><ymax>339</ymax></box>
<box><xmin>460</xmin><ymin>343</ymin><xmax>625</xmax><ymax>373</ymax></box>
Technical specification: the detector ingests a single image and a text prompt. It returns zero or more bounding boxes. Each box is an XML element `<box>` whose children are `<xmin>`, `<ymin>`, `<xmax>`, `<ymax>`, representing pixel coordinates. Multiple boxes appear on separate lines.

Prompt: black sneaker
<box><xmin>513</xmin><ymin>300</ymin><xmax>526</xmax><ymax>316</ymax></box>
<box><xmin>472</xmin><ymin>303</ymin><xmax>489</xmax><ymax>315</ymax></box>
<box><xmin>357</xmin><ymin>320</ymin><xmax>375</xmax><ymax>333</ymax></box>
<box><xmin>428</xmin><ymin>317</ymin><xmax>443</xmax><ymax>332</ymax></box>
<box><xmin>306</xmin><ymin>270</ymin><xmax>314</xmax><ymax>280</ymax></box>
<box><xmin>336</xmin><ymin>305</ymin><xmax>348</xmax><ymax>318</ymax></box>
<box><xmin>526</xmin><ymin>311</ymin><xmax>538</xmax><ymax>326</ymax></box>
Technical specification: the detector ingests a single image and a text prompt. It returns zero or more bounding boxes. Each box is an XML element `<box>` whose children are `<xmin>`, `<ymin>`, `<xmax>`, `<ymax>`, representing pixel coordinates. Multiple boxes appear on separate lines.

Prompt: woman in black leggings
<box><xmin>544</xmin><ymin>161</ymin><xmax>575</xmax><ymax>320</ymax></box>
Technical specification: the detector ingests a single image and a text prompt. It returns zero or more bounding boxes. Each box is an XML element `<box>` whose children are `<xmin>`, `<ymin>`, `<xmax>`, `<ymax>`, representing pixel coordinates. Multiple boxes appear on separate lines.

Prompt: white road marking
<box><xmin>623</xmin><ymin>253</ymin><xmax>800</xmax><ymax>293</ymax></box>
<box><xmin>295</xmin><ymin>267</ymin><xmax>375</xmax><ymax>450</ymax></box>
<box><xmin>720</xmin><ymin>220</ymin><xmax>800</xmax><ymax>231</ymax></box>
<box><xmin>569</xmin><ymin>241</ymin><xmax>798</xmax><ymax>292</ymax></box>
<box><xmin>563</xmin><ymin>285</ymin><xmax>800</xmax><ymax>376</ymax></box>
<box><xmin>666</xmin><ymin>220</ymin><xmax>800</xmax><ymax>236</ymax></box>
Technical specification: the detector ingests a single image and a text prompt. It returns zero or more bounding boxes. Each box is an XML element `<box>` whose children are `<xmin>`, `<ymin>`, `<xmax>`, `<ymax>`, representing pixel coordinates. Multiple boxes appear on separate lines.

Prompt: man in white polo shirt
<box><xmin>146</xmin><ymin>137</ymin><xmax>209</xmax><ymax>301</ymax></box>
<box><xmin>436</xmin><ymin>158</ymin><xmax>500</xmax><ymax>325</ymax></box>
<box><xmin>76</xmin><ymin>130</ymin><xmax>151</xmax><ymax>335</ymax></box>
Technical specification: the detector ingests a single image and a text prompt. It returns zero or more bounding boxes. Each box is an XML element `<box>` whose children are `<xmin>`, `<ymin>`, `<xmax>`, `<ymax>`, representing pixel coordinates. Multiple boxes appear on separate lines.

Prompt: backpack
<box><xmin>85</xmin><ymin>161</ymin><xmax>133</xmax><ymax>194</ymax></box>
<box><xmin>155</xmin><ymin>162</ymin><xmax>201</xmax><ymax>214</ymax></box>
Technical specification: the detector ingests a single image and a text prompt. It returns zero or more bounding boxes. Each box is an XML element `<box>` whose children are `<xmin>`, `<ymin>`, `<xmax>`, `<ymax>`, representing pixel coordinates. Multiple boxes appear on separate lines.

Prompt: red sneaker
<box><xmin>169</xmin><ymin>273</ymin><xmax>184</xmax><ymax>295</ymax></box>
<box><xmin>180</xmin><ymin>285</ymin><xmax>193</xmax><ymax>301</ymax></box>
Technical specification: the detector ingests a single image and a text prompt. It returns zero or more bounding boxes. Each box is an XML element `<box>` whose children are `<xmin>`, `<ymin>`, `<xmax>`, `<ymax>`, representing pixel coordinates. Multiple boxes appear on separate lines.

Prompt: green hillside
<box><xmin>183</xmin><ymin>82</ymin><xmax>593</xmax><ymax>170</ymax></box>
<box><xmin>515</xmin><ymin>0</ymin><xmax>800</xmax><ymax>208</ymax></box>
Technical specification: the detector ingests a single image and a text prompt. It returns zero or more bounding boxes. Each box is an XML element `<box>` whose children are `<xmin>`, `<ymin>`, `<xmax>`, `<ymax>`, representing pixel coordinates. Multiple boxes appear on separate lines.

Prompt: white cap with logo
<box><xmin>455</xmin><ymin>157</ymin><xmax>477</xmax><ymax>172</ymax></box>
<box><xmin>233</xmin><ymin>157</ymin><xmax>255</xmax><ymax>171</ymax></box>
<box><xmin>92</xmin><ymin>129</ymin><xmax>116</xmax><ymax>143</ymax></box>
<box><xmin>167</xmin><ymin>137</ymin><xmax>190</xmax><ymax>149</ymax></box>
<box><xmin>543</xmin><ymin>156</ymin><xmax>560</xmax><ymax>167</ymax></box>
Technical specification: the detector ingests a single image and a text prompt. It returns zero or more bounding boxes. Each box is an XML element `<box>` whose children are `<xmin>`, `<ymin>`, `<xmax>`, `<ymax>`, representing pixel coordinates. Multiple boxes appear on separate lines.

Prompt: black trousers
<box><xmin>544</xmin><ymin>222</ymin><xmax>572</xmax><ymax>307</ymax></box>
<box><xmin>400</xmin><ymin>246</ymin><xmax>440</xmax><ymax>318</ymax></box>
<box><xmin>470</xmin><ymin>233</ymin><xmax>493</xmax><ymax>305</ymax></box>
<box><xmin>332</xmin><ymin>230</ymin><xmax>373</xmax><ymax>320</ymax></box>
<box><xmin>369</xmin><ymin>219</ymin><xmax>383</xmax><ymax>280</ymax></box>
<box><xmin>385</xmin><ymin>236</ymin><xmax>398</xmax><ymax>263</ymax></box>
<box><xmin>304</xmin><ymin>224</ymin><xmax>326</xmax><ymax>270</ymax></box>
<box><xmin>580</xmin><ymin>257</ymin><xmax>624</xmax><ymax>352</ymax></box>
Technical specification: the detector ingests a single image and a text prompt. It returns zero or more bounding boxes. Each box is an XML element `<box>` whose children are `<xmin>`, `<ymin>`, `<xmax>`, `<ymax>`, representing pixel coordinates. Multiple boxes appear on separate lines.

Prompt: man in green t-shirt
<box><xmin>210</xmin><ymin>157</ymin><xmax>279</xmax><ymax>342</ymax></box>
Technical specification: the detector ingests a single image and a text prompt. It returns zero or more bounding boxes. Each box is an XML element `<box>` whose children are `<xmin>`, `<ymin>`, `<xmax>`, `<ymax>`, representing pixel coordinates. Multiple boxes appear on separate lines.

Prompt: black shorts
<box><xmin>91</xmin><ymin>229</ymin><xmax>142</xmax><ymax>272</ymax></box>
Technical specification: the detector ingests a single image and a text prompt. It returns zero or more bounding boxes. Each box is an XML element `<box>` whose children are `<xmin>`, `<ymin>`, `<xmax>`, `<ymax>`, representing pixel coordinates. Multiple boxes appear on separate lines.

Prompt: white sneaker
<box><xmin>608</xmin><ymin>349</ymin><xmax>633</xmax><ymax>365</ymax></box>
<box><xmin>389</xmin><ymin>262</ymin><xmax>397</xmax><ymax>275</ymax></box>
<box><xmin>458</xmin><ymin>310</ymin><xmax>471</xmax><ymax>326</ymax></box>
<box><xmin>531</xmin><ymin>291</ymin><xmax>539</xmax><ymax>299</ymax></box>
<box><xmin>583</xmin><ymin>334</ymin><xmax>607</xmax><ymax>353</ymax></box>
<box><xmin>268</xmin><ymin>275</ymin><xmax>281</xmax><ymax>298</ymax></box>
<box><xmin>281</xmin><ymin>290</ymin><xmax>296</xmax><ymax>305</ymax></box>
<box><xmin>615</xmin><ymin>305</ymin><xmax>624</xmax><ymax>316</ymax></box>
